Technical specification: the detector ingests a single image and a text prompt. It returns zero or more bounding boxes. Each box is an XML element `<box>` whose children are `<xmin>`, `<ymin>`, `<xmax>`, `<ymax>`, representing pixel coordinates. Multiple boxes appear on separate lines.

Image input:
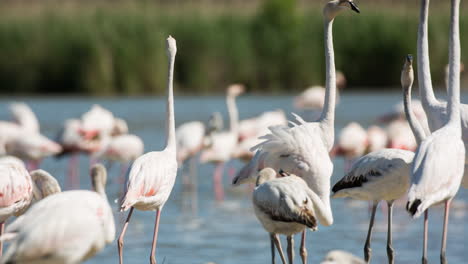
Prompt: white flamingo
<box><xmin>234</xmin><ymin>1</ymin><xmax>359</xmax><ymax>262</ymax></box>
<box><xmin>94</xmin><ymin>134</ymin><xmax>144</xmax><ymax>181</ymax></box>
<box><xmin>366</xmin><ymin>125</ymin><xmax>388</xmax><ymax>153</ymax></box>
<box><xmin>4</xmin><ymin>131</ymin><xmax>62</xmax><ymax>170</ymax></box>
<box><xmin>1</xmin><ymin>164</ymin><xmax>115</xmax><ymax>264</ymax></box>
<box><xmin>293</xmin><ymin>71</ymin><xmax>346</xmax><ymax>111</ymax></box>
<box><xmin>417</xmin><ymin>0</ymin><xmax>468</xmax><ymax>188</ymax></box>
<box><xmin>407</xmin><ymin>1</ymin><xmax>465</xmax><ymax>263</ymax></box>
<box><xmin>199</xmin><ymin>84</ymin><xmax>244</xmax><ymax>200</ymax></box>
<box><xmin>332</xmin><ymin>122</ymin><xmax>368</xmax><ymax>171</ymax></box>
<box><xmin>332</xmin><ymin>55</ymin><xmax>425</xmax><ymax>264</ymax></box>
<box><xmin>8</xmin><ymin>102</ymin><xmax>39</xmax><ymax>133</ymax></box>
<box><xmin>117</xmin><ymin>36</ymin><xmax>178</xmax><ymax>264</ymax></box>
<box><xmin>386</xmin><ymin>119</ymin><xmax>418</xmax><ymax>151</ymax></box>
<box><xmin>253</xmin><ymin>168</ymin><xmax>323</xmax><ymax>264</ymax></box>
<box><xmin>321</xmin><ymin>250</ymin><xmax>365</xmax><ymax>264</ymax></box>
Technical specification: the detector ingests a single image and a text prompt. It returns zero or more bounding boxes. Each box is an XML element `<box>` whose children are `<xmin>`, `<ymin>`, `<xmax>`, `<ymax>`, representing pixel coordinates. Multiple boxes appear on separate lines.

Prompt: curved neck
<box><xmin>227</xmin><ymin>94</ymin><xmax>239</xmax><ymax>134</ymax></box>
<box><xmin>447</xmin><ymin>0</ymin><xmax>461</xmax><ymax>127</ymax></box>
<box><xmin>319</xmin><ymin>18</ymin><xmax>336</xmax><ymax>132</ymax></box>
<box><xmin>418</xmin><ymin>0</ymin><xmax>438</xmax><ymax>106</ymax></box>
<box><xmin>403</xmin><ymin>82</ymin><xmax>427</xmax><ymax>144</ymax></box>
<box><xmin>165</xmin><ymin>53</ymin><xmax>176</xmax><ymax>151</ymax></box>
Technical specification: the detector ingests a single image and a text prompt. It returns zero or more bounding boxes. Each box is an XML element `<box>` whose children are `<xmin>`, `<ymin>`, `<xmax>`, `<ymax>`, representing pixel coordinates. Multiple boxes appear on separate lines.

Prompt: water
<box><xmin>0</xmin><ymin>92</ymin><xmax>467</xmax><ymax>264</ymax></box>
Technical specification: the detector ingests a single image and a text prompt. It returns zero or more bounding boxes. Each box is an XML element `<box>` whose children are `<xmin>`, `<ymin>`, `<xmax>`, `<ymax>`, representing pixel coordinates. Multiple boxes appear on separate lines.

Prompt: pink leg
<box><xmin>0</xmin><ymin>222</ymin><xmax>4</xmax><ymax>257</ymax></box>
<box><xmin>213</xmin><ymin>163</ymin><xmax>225</xmax><ymax>201</ymax></box>
<box><xmin>299</xmin><ymin>231</ymin><xmax>307</xmax><ymax>264</ymax></box>
<box><xmin>26</xmin><ymin>160</ymin><xmax>40</xmax><ymax>171</ymax></box>
<box><xmin>422</xmin><ymin>210</ymin><xmax>428</xmax><ymax>264</ymax></box>
<box><xmin>440</xmin><ymin>200</ymin><xmax>451</xmax><ymax>264</ymax></box>
<box><xmin>118</xmin><ymin>207</ymin><xmax>134</xmax><ymax>264</ymax></box>
<box><xmin>67</xmin><ymin>154</ymin><xmax>80</xmax><ymax>189</ymax></box>
<box><xmin>150</xmin><ymin>210</ymin><xmax>162</xmax><ymax>264</ymax></box>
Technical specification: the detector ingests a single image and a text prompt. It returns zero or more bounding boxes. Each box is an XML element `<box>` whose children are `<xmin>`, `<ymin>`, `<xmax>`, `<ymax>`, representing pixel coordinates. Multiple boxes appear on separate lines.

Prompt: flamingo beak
<box><xmin>349</xmin><ymin>1</ymin><xmax>360</xmax><ymax>13</ymax></box>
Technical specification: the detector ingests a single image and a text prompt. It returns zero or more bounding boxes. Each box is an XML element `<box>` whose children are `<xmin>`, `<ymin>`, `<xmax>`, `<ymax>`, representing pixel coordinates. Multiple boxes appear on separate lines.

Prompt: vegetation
<box><xmin>0</xmin><ymin>0</ymin><xmax>466</xmax><ymax>95</ymax></box>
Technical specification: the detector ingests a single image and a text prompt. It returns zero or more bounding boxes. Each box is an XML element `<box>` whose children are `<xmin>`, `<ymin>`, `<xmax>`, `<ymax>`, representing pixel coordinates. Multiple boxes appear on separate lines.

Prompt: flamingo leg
<box><xmin>386</xmin><ymin>201</ymin><xmax>395</xmax><ymax>264</ymax></box>
<box><xmin>213</xmin><ymin>162</ymin><xmax>225</xmax><ymax>201</ymax></box>
<box><xmin>272</xmin><ymin>234</ymin><xmax>287</xmax><ymax>264</ymax></box>
<box><xmin>422</xmin><ymin>210</ymin><xmax>428</xmax><ymax>264</ymax></box>
<box><xmin>270</xmin><ymin>234</ymin><xmax>276</xmax><ymax>264</ymax></box>
<box><xmin>440</xmin><ymin>200</ymin><xmax>451</xmax><ymax>264</ymax></box>
<box><xmin>150</xmin><ymin>209</ymin><xmax>162</xmax><ymax>264</ymax></box>
<box><xmin>299</xmin><ymin>231</ymin><xmax>307</xmax><ymax>264</ymax></box>
<box><xmin>364</xmin><ymin>202</ymin><xmax>378</xmax><ymax>263</ymax></box>
<box><xmin>0</xmin><ymin>222</ymin><xmax>4</xmax><ymax>257</ymax></box>
<box><xmin>67</xmin><ymin>154</ymin><xmax>79</xmax><ymax>189</ymax></box>
<box><xmin>287</xmin><ymin>235</ymin><xmax>294</xmax><ymax>264</ymax></box>
<box><xmin>118</xmin><ymin>207</ymin><xmax>134</xmax><ymax>264</ymax></box>
<box><xmin>189</xmin><ymin>156</ymin><xmax>198</xmax><ymax>215</ymax></box>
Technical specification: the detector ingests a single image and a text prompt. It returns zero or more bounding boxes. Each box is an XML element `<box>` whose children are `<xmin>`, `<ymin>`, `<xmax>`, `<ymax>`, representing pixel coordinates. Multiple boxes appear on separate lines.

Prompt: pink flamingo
<box><xmin>1</xmin><ymin>164</ymin><xmax>115</xmax><ymax>263</ymax></box>
<box><xmin>117</xmin><ymin>36</ymin><xmax>178</xmax><ymax>264</ymax></box>
<box><xmin>331</xmin><ymin>122</ymin><xmax>368</xmax><ymax>172</ymax></box>
<box><xmin>94</xmin><ymin>134</ymin><xmax>144</xmax><ymax>182</ymax></box>
<box><xmin>199</xmin><ymin>84</ymin><xmax>244</xmax><ymax>201</ymax></box>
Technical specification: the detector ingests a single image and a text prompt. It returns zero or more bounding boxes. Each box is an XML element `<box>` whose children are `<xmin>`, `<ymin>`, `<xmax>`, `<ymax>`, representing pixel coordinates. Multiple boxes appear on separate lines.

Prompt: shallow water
<box><xmin>0</xmin><ymin>92</ymin><xmax>467</xmax><ymax>264</ymax></box>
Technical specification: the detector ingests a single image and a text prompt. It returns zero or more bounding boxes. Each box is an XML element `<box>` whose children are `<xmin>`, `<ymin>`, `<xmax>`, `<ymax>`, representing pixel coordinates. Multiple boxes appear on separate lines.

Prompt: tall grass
<box><xmin>0</xmin><ymin>0</ymin><xmax>466</xmax><ymax>95</ymax></box>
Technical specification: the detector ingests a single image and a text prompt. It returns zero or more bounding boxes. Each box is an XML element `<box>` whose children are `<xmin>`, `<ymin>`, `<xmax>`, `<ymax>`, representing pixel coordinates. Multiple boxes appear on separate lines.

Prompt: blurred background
<box><xmin>0</xmin><ymin>0</ymin><xmax>466</xmax><ymax>95</ymax></box>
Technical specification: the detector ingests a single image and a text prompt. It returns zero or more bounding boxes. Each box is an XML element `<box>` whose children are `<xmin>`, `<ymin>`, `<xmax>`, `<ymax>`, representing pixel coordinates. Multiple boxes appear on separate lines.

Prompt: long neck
<box><xmin>227</xmin><ymin>94</ymin><xmax>239</xmax><ymax>135</ymax></box>
<box><xmin>319</xmin><ymin>18</ymin><xmax>336</xmax><ymax>133</ymax></box>
<box><xmin>447</xmin><ymin>0</ymin><xmax>461</xmax><ymax>127</ymax></box>
<box><xmin>418</xmin><ymin>0</ymin><xmax>438</xmax><ymax>106</ymax></box>
<box><xmin>403</xmin><ymin>82</ymin><xmax>427</xmax><ymax>144</ymax></box>
<box><xmin>165</xmin><ymin>54</ymin><xmax>176</xmax><ymax>151</ymax></box>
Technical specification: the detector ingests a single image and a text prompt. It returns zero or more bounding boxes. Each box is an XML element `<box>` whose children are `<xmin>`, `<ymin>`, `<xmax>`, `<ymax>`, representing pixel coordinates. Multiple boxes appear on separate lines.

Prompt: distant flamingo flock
<box><xmin>0</xmin><ymin>0</ymin><xmax>466</xmax><ymax>264</ymax></box>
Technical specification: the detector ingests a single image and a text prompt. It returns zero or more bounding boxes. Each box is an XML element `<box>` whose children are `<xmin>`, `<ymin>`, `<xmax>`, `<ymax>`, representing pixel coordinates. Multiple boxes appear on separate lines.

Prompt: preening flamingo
<box><xmin>199</xmin><ymin>84</ymin><xmax>244</xmax><ymax>200</ymax></box>
<box><xmin>253</xmin><ymin>168</ymin><xmax>323</xmax><ymax>264</ymax></box>
<box><xmin>407</xmin><ymin>2</ymin><xmax>465</xmax><ymax>263</ymax></box>
<box><xmin>117</xmin><ymin>36</ymin><xmax>178</xmax><ymax>264</ymax></box>
<box><xmin>1</xmin><ymin>164</ymin><xmax>115</xmax><ymax>264</ymax></box>
<box><xmin>234</xmin><ymin>1</ymin><xmax>360</xmax><ymax>262</ymax></box>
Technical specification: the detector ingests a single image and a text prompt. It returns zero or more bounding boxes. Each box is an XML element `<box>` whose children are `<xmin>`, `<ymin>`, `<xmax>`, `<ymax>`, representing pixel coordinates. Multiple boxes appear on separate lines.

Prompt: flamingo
<box><xmin>8</xmin><ymin>102</ymin><xmax>39</xmax><ymax>133</ymax></box>
<box><xmin>234</xmin><ymin>110</ymin><xmax>288</xmax><ymax>162</ymax></box>
<box><xmin>0</xmin><ymin>163</ymin><xmax>63</xmax><ymax>257</ymax></box>
<box><xmin>386</xmin><ymin>119</ymin><xmax>418</xmax><ymax>151</ymax></box>
<box><xmin>0</xmin><ymin>156</ymin><xmax>24</xmax><ymax>167</ymax></box>
<box><xmin>407</xmin><ymin>2</ymin><xmax>465</xmax><ymax>264</ymax></box>
<box><xmin>416</xmin><ymin>0</ymin><xmax>468</xmax><ymax>188</ymax></box>
<box><xmin>332</xmin><ymin>122</ymin><xmax>368</xmax><ymax>171</ymax></box>
<box><xmin>293</xmin><ymin>70</ymin><xmax>346</xmax><ymax>111</ymax></box>
<box><xmin>366</xmin><ymin>125</ymin><xmax>388</xmax><ymax>153</ymax></box>
<box><xmin>55</xmin><ymin>118</ymin><xmax>100</xmax><ymax>188</ymax></box>
<box><xmin>117</xmin><ymin>36</ymin><xmax>178</xmax><ymax>264</ymax></box>
<box><xmin>1</xmin><ymin>164</ymin><xmax>115</xmax><ymax>264</ymax></box>
<box><xmin>199</xmin><ymin>84</ymin><xmax>244</xmax><ymax>200</ymax></box>
<box><xmin>94</xmin><ymin>134</ymin><xmax>144</xmax><ymax>181</ymax></box>
<box><xmin>253</xmin><ymin>168</ymin><xmax>323</xmax><ymax>264</ymax></box>
<box><xmin>332</xmin><ymin>55</ymin><xmax>425</xmax><ymax>264</ymax></box>
<box><xmin>234</xmin><ymin>2</ymin><xmax>360</xmax><ymax>262</ymax></box>
<box><xmin>320</xmin><ymin>250</ymin><xmax>365</xmax><ymax>264</ymax></box>
<box><xmin>4</xmin><ymin>131</ymin><xmax>62</xmax><ymax>170</ymax></box>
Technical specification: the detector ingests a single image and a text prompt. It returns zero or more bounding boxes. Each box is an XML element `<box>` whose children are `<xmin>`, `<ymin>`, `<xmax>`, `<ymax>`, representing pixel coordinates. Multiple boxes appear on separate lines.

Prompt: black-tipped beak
<box><xmin>406</xmin><ymin>54</ymin><xmax>413</xmax><ymax>63</ymax></box>
<box><xmin>349</xmin><ymin>1</ymin><xmax>360</xmax><ymax>13</ymax></box>
<box><xmin>278</xmin><ymin>169</ymin><xmax>289</xmax><ymax>177</ymax></box>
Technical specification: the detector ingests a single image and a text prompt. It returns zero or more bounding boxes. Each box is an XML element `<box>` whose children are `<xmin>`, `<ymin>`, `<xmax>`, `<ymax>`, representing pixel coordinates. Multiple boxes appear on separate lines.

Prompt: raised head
<box><xmin>256</xmin><ymin>167</ymin><xmax>277</xmax><ymax>186</ymax></box>
<box><xmin>401</xmin><ymin>54</ymin><xmax>414</xmax><ymax>90</ymax></box>
<box><xmin>91</xmin><ymin>163</ymin><xmax>107</xmax><ymax>196</ymax></box>
<box><xmin>166</xmin><ymin>35</ymin><xmax>177</xmax><ymax>58</ymax></box>
<box><xmin>227</xmin><ymin>84</ymin><xmax>245</xmax><ymax>97</ymax></box>
<box><xmin>30</xmin><ymin>169</ymin><xmax>61</xmax><ymax>200</ymax></box>
<box><xmin>324</xmin><ymin>0</ymin><xmax>360</xmax><ymax>21</ymax></box>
